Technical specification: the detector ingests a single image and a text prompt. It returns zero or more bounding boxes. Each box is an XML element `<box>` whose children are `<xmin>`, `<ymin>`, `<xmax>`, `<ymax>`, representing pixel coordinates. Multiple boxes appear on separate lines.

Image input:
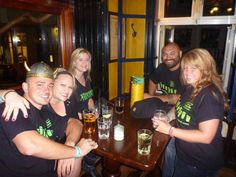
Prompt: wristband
<box><xmin>74</xmin><ymin>146</ymin><xmax>81</xmax><ymax>158</ymax></box>
<box><xmin>2</xmin><ymin>90</ymin><xmax>15</xmax><ymax>101</ymax></box>
<box><xmin>0</xmin><ymin>95</ymin><xmax>3</xmax><ymax>103</ymax></box>
<box><xmin>168</xmin><ymin>126</ymin><xmax>174</xmax><ymax>137</ymax></box>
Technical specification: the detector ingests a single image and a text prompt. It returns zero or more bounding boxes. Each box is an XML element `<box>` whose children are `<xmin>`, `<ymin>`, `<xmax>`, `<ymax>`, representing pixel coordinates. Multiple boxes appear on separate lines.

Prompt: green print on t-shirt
<box><xmin>80</xmin><ymin>90</ymin><xmax>93</xmax><ymax>101</ymax></box>
<box><xmin>176</xmin><ymin>100</ymin><xmax>193</xmax><ymax>126</ymax></box>
<box><xmin>160</xmin><ymin>81</ymin><xmax>177</xmax><ymax>94</ymax></box>
<box><xmin>36</xmin><ymin>119</ymin><xmax>53</xmax><ymax>138</ymax></box>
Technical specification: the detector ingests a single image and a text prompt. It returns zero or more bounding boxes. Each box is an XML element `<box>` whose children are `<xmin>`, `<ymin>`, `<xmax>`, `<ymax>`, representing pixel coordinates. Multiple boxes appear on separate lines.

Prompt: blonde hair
<box><xmin>181</xmin><ymin>48</ymin><xmax>228</xmax><ymax>109</ymax></box>
<box><xmin>53</xmin><ymin>67</ymin><xmax>76</xmax><ymax>92</ymax></box>
<box><xmin>68</xmin><ymin>48</ymin><xmax>92</xmax><ymax>81</ymax></box>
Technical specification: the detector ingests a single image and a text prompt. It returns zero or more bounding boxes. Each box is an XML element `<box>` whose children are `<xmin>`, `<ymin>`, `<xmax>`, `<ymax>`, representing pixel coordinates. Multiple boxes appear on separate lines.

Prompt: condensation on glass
<box><xmin>0</xmin><ymin>7</ymin><xmax>60</xmax><ymax>88</ymax></box>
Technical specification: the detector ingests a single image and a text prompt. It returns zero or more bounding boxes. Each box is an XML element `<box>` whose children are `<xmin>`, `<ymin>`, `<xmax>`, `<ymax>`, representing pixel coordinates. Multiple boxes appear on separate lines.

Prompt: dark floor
<box><xmin>219</xmin><ymin>142</ymin><xmax>236</xmax><ymax>177</ymax></box>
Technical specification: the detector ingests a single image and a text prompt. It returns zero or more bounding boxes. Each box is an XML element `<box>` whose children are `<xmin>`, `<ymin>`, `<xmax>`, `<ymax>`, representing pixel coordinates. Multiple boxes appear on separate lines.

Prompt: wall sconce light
<box><xmin>131</xmin><ymin>23</ymin><xmax>137</xmax><ymax>38</ymax></box>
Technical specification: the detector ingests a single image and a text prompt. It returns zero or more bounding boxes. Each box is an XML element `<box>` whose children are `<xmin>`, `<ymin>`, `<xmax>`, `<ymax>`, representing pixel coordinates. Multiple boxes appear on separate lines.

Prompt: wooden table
<box><xmin>83</xmin><ymin>101</ymin><xmax>170</xmax><ymax>177</ymax></box>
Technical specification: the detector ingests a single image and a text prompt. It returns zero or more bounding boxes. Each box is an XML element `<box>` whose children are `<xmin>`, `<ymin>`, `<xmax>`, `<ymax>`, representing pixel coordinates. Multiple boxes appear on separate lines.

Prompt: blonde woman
<box><xmin>41</xmin><ymin>68</ymin><xmax>85</xmax><ymax>177</ymax></box>
<box><xmin>0</xmin><ymin>63</ymin><xmax>97</xmax><ymax>177</ymax></box>
<box><xmin>152</xmin><ymin>48</ymin><xmax>228</xmax><ymax>177</ymax></box>
<box><xmin>68</xmin><ymin>48</ymin><xmax>100</xmax><ymax>177</ymax></box>
<box><xmin>68</xmin><ymin>48</ymin><xmax>95</xmax><ymax>117</ymax></box>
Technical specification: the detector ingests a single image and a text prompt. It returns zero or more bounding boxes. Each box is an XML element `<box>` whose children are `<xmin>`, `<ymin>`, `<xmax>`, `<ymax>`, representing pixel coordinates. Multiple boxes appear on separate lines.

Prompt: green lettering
<box><xmin>181</xmin><ymin>111</ymin><xmax>186</xmax><ymax>119</ymax></box>
<box><xmin>186</xmin><ymin>115</ymin><xmax>191</xmax><ymax>122</ymax></box>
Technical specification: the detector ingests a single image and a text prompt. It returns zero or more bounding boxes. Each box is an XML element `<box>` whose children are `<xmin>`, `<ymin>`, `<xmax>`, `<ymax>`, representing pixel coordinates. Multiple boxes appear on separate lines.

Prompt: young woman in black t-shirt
<box><xmin>43</xmin><ymin>69</ymin><xmax>96</xmax><ymax>177</ymax></box>
<box><xmin>68</xmin><ymin>48</ymin><xmax>95</xmax><ymax>116</ymax></box>
<box><xmin>68</xmin><ymin>48</ymin><xmax>101</xmax><ymax>177</ymax></box>
<box><xmin>152</xmin><ymin>48</ymin><xmax>228</xmax><ymax>177</ymax></box>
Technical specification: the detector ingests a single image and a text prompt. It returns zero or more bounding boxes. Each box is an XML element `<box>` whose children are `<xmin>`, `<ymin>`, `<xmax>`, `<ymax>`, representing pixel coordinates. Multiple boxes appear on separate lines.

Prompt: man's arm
<box><xmin>148</xmin><ymin>80</ymin><xmax>157</xmax><ymax>95</ymax></box>
<box><xmin>146</xmin><ymin>74</ymin><xmax>181</xmax><ymax>104</ymax></box>
<box><xmin>13</xmin><ymin>130</ymin><xmax>97</xmax><ymax>159</ymax></box>
<box><xmin>0</xmin><ymin>90</ymin><xmax>29</xmax><ymax>121</ymax></box>
<box><xmin>156</xmin><ymin>94</ymin><xmax>180</xmax><ymax>104</ymax></box>
<box><xmin>64</xmin><ymin>118</ymin><xmax>83</xmax><ymax>146</ymax></box>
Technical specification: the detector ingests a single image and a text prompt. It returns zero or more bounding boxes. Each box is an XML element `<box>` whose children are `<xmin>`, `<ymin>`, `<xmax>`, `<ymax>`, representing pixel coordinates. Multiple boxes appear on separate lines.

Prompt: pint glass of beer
<box><xmin>83</xmin><ymin>109</ymin><xmax>97</xmax><ymax>134</ymax></box>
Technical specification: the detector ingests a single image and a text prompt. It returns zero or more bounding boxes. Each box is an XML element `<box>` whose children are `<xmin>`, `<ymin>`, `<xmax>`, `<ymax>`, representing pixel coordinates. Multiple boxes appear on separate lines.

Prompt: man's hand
<box><xmin>76</xmin><ymin>138</ymin><xmax>98</xmax><ymax>157</ymax></box>
<box><xmin>2</xmin><ymin>91</ymin><xmax>29</xmax><ymax>121</ymax></box>
<box><xmin>57</xmin><ymin>158</ymin><xmax>76</xmax><ymax>177</ymax></box>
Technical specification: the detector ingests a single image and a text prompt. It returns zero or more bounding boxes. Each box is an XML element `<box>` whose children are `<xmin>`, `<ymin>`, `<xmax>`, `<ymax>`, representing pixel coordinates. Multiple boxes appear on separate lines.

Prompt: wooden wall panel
<box><xmin>0</xmin><ymin>0</ymin><xmax>75</xmax><ymax>69</ymax></box>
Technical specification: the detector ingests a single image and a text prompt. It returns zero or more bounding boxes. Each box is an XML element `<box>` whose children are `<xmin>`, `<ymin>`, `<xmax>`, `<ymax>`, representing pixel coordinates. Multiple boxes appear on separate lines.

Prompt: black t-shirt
<box><xmin>64</xmin><ymin>99</ymin><xmax>81</xmax><ymax>119</ymax></box>
<box><xmin>69</xmin><ymin>79</ymin><xmax>93</xmax><ymax>114</ymax></box>
<box><xmin>0</xmin><ymin>103</ymin><xmax>56</xmax><ymax>177</ymax></box>
<box><xmin>149</xmin><ymin>63</ymin><xmax>185</xmax><ymax>94</ymax></box>
<box><xmin>41</xmin><ymin>104</ymin><xmax>70</xmax><ymax>143</ymax></box>
<box><xmin>175</xmin><ymin>85</ymin><xmax>224</xmax><ymax>170</ymax></box>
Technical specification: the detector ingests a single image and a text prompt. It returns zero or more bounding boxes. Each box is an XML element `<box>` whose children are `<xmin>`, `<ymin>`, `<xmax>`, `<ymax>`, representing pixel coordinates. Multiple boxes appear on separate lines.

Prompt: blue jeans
<box><xmin>162</xmin><ymin>137</ymin><xmax>176</xmax><ymax>177</ymax></box>
<box><xmin>173</xmin><ymin>157</ymin><xmax>218</xmax><ymax>177</ymax></box>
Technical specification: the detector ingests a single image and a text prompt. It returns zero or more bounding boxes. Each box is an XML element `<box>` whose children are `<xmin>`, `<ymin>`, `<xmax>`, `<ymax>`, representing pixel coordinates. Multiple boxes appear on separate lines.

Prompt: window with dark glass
<box><xmin>200</xmin><ymin>26</ymin><xmax>227</xmax><ymax>72</ymax></box>
<box><xmin>164</xmin><ymin>0</ymin><xmax>192</xmax><ymax>17</ymax></box>
<box><xmin>0</xmin><ymin>7</ymin><xmax>60</xmax><ymax>88</ymax></box>
<box><xmin>203</xmin><ymin>0</ymin><xmax>235</xmax><ymax>16</ymax></box>
<box><xmin>164</xmin><ymin>25</ymin><xmax>227</xmax><ymax>73</ymax></box>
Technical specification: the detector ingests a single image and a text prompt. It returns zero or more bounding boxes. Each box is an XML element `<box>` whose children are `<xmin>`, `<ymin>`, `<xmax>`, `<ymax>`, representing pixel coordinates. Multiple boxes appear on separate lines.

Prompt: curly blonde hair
<box><xmin>180</xmin><ymin>48</ymin><xmax>228</xmax><ymax>109</ymax></box>
<box><xmin>68</xmin><ymin>48</ymin><xmax>92</xmax><ymax>81</ymax></box>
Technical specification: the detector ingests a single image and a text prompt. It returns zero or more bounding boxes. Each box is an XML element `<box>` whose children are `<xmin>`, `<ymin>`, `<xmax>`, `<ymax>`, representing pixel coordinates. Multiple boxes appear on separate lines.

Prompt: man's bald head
<box><xmin>161</xmin><ymin>42</ymin><xmax>182</xmax><ymax>71</ymax></box>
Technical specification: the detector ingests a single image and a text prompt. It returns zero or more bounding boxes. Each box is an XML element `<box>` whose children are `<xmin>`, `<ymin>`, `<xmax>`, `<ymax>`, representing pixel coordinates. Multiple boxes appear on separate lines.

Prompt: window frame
<box><xmin>0</xmin><ymin>0</ymin><xmax>75</xmax><ymax>69</ymax></box>
<box><xmin>157</xmin><ymin>0</ymin><xmax>236</xmax><ymax>26</ymax></box>
<box><xmin>156</xmin><ymin>0</ymin><xmax>236</xmax><ymax>90</ymax></box>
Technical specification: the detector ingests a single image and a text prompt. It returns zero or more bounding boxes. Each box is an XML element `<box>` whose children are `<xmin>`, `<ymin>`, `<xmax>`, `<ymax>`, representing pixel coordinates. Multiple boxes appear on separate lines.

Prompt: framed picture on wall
<box><xmin>110</xmin><ymin>15</ymin><xmax>118</xmax><ymax>60</ymax></box>
<box><xmin>109</xmin><ymin>15</ymin><xmax>125</xmax><ymax>60</ymax></box>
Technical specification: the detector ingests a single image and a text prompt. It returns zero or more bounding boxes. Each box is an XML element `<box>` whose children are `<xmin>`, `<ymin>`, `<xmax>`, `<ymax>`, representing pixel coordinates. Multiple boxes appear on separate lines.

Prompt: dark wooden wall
<box><xmin>74</xmin><ymin>0</ymin><xmax>108</xmax><ymax>99</ymax></box>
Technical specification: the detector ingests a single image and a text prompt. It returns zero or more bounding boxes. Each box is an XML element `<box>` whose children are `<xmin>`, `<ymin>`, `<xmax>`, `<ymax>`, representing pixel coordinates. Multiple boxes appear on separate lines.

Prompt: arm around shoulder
<box><xmin>1</xmin><ymin>90</ymin><xmax>29</xmax><ymax>121</ymax></box>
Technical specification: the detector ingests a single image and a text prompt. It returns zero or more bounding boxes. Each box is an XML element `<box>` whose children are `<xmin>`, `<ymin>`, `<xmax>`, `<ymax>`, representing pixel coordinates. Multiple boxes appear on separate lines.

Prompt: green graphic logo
<box><xmin>80</xmin><ymin>89</ymin><xmax>93</xmax><ymax>101</ymax></box>
<box><xmin>160</xmin><ymin>81</ymin><xmax>177</xmax><ymax>94</ymax></box>
<box><xmin>175</xmin><ymin>100</ymin><xmax>193</xmax><ymax>126</ymax></box>
<box><xmin>37</xmin><ymin>119</ymin><xmax>53</xmax><ymax>138</ymax></box>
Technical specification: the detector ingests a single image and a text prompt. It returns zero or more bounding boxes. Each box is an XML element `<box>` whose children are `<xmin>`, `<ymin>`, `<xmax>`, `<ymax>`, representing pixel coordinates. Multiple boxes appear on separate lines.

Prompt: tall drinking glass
<box><xmin>97</xmin><ymin>118</ymin><xmax>110</xmax><ymax>139</ymax></box>
<box><xmin>114</xmin><ymin>97</ymin><xmax>124</xmax><ymax>114</ymax></box>
<box><xmin>83</xmin><ymin>108</ymin><xmax>97</xmax><ymax>134</ymax></box>
<box><xmin>154</xmin><ymin>109</ymin><xmax>168</xmax><ymax>121</ymax></box>
<box><xmin>137</xmin><ymin>129</ymin><xmax>153</xmax><ymax>155</ymax></box>
<box><xmin>102</xmin><ymin>105</ymin><xmax>113</xmax><ymax>127</ymax></box>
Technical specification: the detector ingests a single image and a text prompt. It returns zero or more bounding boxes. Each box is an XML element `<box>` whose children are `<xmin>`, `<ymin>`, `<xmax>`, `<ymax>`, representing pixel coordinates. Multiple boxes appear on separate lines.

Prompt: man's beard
<box><xmin>164</xmin><ymin>58</ymin><xmax>180</xmax><ymax>70</ymax></box>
